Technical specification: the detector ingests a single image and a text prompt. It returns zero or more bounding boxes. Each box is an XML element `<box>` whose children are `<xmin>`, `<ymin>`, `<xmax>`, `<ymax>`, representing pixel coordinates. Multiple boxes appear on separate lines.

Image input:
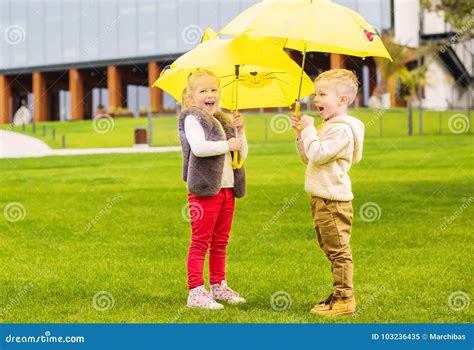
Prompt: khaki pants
<box><xmin>311</xmin><ymin>196</ymin><xmax>354</xmax><ymax>298</ymax></box>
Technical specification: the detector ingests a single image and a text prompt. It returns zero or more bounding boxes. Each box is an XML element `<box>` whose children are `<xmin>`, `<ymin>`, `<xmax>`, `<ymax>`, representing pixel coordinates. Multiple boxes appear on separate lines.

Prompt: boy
<box><xmin>291</xmin><ymin>69</ymin><xmax>365</xmax><ymax>316</ymax></box>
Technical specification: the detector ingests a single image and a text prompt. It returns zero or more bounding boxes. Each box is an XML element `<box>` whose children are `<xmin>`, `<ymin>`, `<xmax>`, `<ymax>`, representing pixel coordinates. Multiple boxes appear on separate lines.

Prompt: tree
<box><xmin>421</xmin><ymin>0</ymin><xmax>474</xmax><ymax>38</ymax></box>
<box><xmin>373</xmin><ymin>34</ymin><xmax>435</xmax><ymax>108</ymax></box>
<box><xmin>373</xmin><ymin>34</ymin><xmax>435</xmax><ymax>135</ymax></box>
<box><xmin>398</xmin><ymin>65</ymin><xmax>429</xmax><ymax>135</ymax></box>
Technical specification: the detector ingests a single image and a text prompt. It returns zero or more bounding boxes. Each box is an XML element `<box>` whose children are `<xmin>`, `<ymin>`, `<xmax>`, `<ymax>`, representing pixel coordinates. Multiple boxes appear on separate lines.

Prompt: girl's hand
<box><xmin>227</xmin><ymin>137</ymin><xmax>242</xmax><ymax>151</ymax></box>
<box><xmin>233</xmin><ymin>112</ymin><xmax>244</xmax><ymax>134</ymax></box>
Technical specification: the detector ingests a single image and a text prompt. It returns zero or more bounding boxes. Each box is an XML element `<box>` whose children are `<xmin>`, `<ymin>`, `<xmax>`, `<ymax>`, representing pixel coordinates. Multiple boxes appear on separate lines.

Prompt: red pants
<box><xmin>187</xmin><ymin>188</ymin><xmax>235</xmax><ymax>289</ymax></box>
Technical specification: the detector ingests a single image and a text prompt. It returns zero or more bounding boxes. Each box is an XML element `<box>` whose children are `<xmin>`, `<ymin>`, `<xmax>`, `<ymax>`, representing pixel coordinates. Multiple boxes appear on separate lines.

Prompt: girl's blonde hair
<box><xmin>314</xmin><ymin>69</ymin><xmax>359</xmax><ymax>104</ymax></box>
<box><xmin>180</xmin><ymin>68</ymin><xmax>220</xmax><ymax>110</ymax></box>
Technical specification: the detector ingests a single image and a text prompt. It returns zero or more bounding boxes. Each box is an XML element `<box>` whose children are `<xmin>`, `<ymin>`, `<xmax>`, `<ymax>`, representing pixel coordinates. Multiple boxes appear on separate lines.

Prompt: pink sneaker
<box><xmin>187</xmin><ymin>286</ymin><xmax>224</xmax><ymax>310</ymax></box>
<box><xmin>210</xmin><ymin>281</ymin><xmax>246</xmax><ymax>304</ymax></box>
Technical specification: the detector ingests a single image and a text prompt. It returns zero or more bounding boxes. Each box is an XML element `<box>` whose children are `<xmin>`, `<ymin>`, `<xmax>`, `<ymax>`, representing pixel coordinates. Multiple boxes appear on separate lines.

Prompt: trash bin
<box><xmin>134</xmin><ymin>128</ymin><xmax>147</xmax><ymax>145</ymax></box>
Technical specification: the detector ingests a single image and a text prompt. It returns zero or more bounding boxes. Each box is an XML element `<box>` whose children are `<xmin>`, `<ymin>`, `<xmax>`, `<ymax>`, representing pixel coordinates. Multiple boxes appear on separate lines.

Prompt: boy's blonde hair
<box><xmin>180</xmin><ymin>68</ymin><xmax>220</xmax><ymax>110</ymax></box>
<box><xmin>314</xmin><ymin>69</ymin><xmax>359</xmax><ymax>105</ymax></box>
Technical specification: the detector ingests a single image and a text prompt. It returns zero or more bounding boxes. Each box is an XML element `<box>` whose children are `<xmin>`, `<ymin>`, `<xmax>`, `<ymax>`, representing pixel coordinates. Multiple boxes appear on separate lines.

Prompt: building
<box><xmin>394</xmin><ymin>0</ymin><xmax>473</xmax><ymax>110</ymax></box>
<box><xmin>0</xmin><ymin>0</ymin><xmax>471</xmax><ymax>124</ymax></box>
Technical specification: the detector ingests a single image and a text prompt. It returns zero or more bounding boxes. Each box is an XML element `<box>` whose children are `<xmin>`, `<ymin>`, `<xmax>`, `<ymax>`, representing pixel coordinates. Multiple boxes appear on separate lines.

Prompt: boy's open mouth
<box><xmin>317</xmin><ymin>106</ymin><xmax>324</xmax><ymax>112</ymax></box>
<box><xmin>205</xmin><ymin>101</ymin><xmax>215</xmax><ymax>108</ymax></box>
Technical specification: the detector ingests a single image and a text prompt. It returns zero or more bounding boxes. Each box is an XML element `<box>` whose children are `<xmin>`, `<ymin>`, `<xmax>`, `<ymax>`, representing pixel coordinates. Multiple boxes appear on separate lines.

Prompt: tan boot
<box><xmin>310</xmin><ymin>293</ymin><xmax>335</xmax><ymax>312</ymax></box>
<box><xmin>310</xmin><ymin>294</ymin><xmax>356</xmax><ymax>316</ymax></box>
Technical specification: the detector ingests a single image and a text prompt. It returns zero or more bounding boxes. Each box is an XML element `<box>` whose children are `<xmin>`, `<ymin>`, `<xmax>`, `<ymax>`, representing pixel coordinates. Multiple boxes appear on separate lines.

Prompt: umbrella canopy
<box><xmin>153</xmin><ymin>35</ymin><xmax>314</xmax><ymax>110</ymax></box>
<box><xmin>220</xmin><ymin>0</ymin><xmax>392</xmax><ymax>60</ymax></box>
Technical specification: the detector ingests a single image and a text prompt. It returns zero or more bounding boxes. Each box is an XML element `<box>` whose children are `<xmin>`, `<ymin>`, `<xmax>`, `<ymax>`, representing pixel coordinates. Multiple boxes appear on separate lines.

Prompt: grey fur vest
<box><xmin>178</xmin><ymin>107</ymin><xmax>246</xmax><ymax>198</ymax></box>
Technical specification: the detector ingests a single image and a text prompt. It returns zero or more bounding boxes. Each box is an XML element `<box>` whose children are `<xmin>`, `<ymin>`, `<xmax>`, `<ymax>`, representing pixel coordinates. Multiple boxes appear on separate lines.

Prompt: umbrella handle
<box><xmin>232</xmin><ymin>151</ymin><xmax>244</xmax><ymax>169</ymax></box>
<box><xmin>295</xmin><ymin>101</ymin><xmax>302</xmax><ymax>131</ymax></box>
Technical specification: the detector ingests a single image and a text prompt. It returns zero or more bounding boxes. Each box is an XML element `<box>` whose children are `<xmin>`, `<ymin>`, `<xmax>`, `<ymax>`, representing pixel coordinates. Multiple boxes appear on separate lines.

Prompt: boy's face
<box><xmin>313</xmin><ymin>80</ymin><xmax>348</xmax><ymax>120</ymax></box>
<box><xmin>189</xmin><ymin>75</ymin><xmax>220</xmax><ymax>115</ymax></box>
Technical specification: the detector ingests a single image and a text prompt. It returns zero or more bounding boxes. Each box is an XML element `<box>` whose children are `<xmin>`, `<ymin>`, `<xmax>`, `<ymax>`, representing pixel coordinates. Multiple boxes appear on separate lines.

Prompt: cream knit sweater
<box><xmin>296</xmin><ymin>115</ymin><xmax>365</xmax><ymax>201</ymax></box>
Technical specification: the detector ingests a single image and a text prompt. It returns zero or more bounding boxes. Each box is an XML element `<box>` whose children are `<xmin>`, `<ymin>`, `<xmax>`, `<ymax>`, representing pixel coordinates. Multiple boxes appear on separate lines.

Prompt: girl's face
<box><xmin>189</xmin><ymin>75</ymin><xmax>220</xmax><ymax>115</ymax></box>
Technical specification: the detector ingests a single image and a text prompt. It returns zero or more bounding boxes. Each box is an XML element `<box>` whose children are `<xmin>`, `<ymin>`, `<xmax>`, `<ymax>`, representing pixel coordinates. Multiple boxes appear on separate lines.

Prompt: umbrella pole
<box><xmin>295</xmin><ymin>44</ymin><xmax>307</xmax><ymax>130</ymax></box>
<box><xmin>231</xmin><ymin>66</ymin><xmax>236</xmax><ymax>112</ymax></box>
<box><xmin>234</xmin><ymin>64</ymin><xmax>240</xmax><ymax>112</ymax></box>
<box><xmin>232</xmin><ymin>65</ymin><xmax>243</xmax><ymax>169</ymax></box>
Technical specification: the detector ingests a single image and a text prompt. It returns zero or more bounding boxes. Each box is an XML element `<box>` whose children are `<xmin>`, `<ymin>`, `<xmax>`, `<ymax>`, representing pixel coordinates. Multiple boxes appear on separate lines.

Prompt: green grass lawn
<box><xmin>0</xmin><ymin>132</ymin><xmax>472</xmax><ymax>323</ymax></box>
<box><xmin>2</xmin><ymin>108</ymin><xmax>471</xmax><ymax>148</ymax></box>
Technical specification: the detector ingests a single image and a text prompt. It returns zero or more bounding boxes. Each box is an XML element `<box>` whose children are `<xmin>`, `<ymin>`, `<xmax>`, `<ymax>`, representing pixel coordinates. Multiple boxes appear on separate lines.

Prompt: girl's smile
<box><xmin>189</xmin><ymin>75</ymin><xmax>220</xmax><ymax>114</ymax></box>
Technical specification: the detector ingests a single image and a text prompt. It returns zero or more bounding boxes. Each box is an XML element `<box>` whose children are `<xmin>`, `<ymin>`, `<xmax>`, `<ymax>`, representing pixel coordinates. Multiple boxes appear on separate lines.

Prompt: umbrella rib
<box><xmin>220</xmin><ymin>73</ymin><xmax>238</xmax><ymax>79</ymax></box>
<box><xmin>221</xmin><ymin>81</ymin><xmax>235</xmax><ymax>89</ymax></box>
<box><xmin>265</xmin><ymin>76</ymin><xmax>290</xmax><ymax>85</ymax></box>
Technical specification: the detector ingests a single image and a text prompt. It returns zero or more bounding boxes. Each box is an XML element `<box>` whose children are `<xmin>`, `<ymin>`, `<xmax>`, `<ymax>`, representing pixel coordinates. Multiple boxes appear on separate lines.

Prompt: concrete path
<box><xmin>0</xmin><ymin>130</ymin><xmax>180</xmax><ymax>159</ymax></box>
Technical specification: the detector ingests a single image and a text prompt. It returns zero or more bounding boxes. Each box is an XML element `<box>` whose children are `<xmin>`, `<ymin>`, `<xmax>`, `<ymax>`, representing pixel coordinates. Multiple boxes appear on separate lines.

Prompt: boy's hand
<box><xmin>227</xmin><ymin>137</ymin><xmax>242</xmax><ymax>151</ymax></box>
<box><xmin>233</xmin><ymin>112</ymin><xmax>244</xmax><ymax>134</ymax></box>
<box><xmin>291</xmin><ymin>115</ymin><xmax>302</xmax><ymax>138</ymax></box>
<box><xmin>300</xmin><ymin>114</ymin><xmax>314</xmax><ymax>129</ymax></box>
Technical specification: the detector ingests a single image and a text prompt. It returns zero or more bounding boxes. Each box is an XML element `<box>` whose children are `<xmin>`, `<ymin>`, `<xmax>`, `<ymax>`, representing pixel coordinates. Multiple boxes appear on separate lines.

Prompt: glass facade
<box><xmin>0</xmin><ymin>0</ymin><xmax>393</xmax><ymax>71</ymax></box>
<box><xmin>0</xmin><ymin>0</ymin><xmax>395</xmax><ymax>118</ymax></box>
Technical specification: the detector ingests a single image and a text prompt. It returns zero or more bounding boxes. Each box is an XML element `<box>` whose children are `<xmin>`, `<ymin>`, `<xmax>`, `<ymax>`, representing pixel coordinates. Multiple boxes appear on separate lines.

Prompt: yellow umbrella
<box><xmin>220</xmin><ymin>0</ymin><xmax>392</xmax><ymax>60</ymax></box>
<box><xmin>153</xmin><ymin>36</ymin><xmax>314</xmax><ymax>110</ymax></box>
<box><xmin>153</xmin><ymin>32</ymin><xmax>314</xmax><ymax>169</ymax></box>
<box><xmin>220</xmin><ymin>0</ymin><xmax>393</xmax><ymax>118</ymax></box>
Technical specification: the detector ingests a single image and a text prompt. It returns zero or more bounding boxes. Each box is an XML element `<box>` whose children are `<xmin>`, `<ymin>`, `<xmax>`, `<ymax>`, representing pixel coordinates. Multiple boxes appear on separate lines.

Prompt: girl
<box><xmin>178</xmin><ymin>69</ymin><xmax>248</xmax><ymax>310</ymax></box>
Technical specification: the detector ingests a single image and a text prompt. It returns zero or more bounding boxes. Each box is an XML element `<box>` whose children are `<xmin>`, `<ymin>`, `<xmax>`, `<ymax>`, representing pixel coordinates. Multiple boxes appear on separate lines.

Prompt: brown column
<box><xmin>69</xmin><ymin>68</ymin><xmax>84</xmax><ymax>120</ymax></box>
<box><xmin>32</xmin><ymin>71</ymin><xmax>49</xmax><ymax>122</ymax></box>
<box><xmin>0</xmin><ymin>75</ymin><xmax>12</xmax><ymax>124</ymax></box>
<box><xmin>107</xmin><ymin>65</ymin><xmax>122</xmax><ymax>114</ymax></box>
<box><xmin>330</xmin><ymin>53</ymin><xmax>345</xmax><ymax>69</ymax></box>
<box><xmin>148</xmin><ymin>61</ymin><xmax>163</xmax><ymax>113</ymax></box>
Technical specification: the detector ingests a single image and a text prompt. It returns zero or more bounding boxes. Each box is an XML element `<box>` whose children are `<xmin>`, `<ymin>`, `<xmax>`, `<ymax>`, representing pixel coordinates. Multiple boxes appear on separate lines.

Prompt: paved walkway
<box><xmin>0</xmin><ymin>130</ymin><xmax>180</xmax><ymax>159</ymax></box>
